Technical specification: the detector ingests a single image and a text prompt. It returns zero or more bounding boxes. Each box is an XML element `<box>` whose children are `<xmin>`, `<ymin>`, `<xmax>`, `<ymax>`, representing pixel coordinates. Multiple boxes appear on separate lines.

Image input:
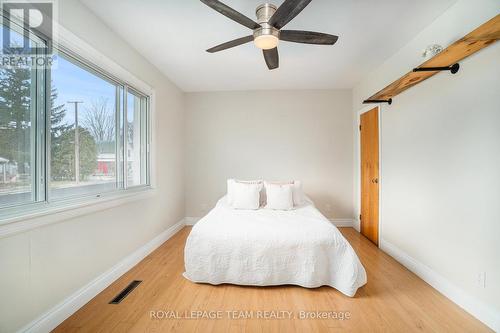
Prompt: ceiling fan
<box><xmin>201</xmin><ymin>0</ymin><xmax>338</xmax><ymax>70</ymax></box>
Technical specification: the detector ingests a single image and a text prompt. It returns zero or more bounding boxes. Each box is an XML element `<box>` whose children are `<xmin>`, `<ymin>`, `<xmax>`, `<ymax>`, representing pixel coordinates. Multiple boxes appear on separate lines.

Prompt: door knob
<box><xmin>372</xmin><ymin>178</ymin><xmax>379</xmax><ymax>184</ymax></box>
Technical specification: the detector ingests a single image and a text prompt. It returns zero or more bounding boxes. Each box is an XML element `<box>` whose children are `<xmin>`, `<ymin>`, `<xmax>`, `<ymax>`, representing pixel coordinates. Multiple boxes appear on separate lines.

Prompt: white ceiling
<box><xmin>80</xmin><ymin>0</ymin><xmax>456</xmax><ymax>92</ymax></box>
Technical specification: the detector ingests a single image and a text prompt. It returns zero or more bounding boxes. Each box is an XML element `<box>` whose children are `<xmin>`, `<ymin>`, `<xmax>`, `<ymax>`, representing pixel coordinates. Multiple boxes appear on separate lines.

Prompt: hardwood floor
<box><xmin>55</xmin><ymin>227</ymin><xmax>491</xmax><ymax>332</ymax></box>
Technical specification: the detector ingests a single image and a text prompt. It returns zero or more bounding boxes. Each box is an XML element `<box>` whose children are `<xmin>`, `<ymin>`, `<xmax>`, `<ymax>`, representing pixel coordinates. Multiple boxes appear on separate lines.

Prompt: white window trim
<box><xmin>0</xmin><ymin>21</ymin><xmax>157</xmax><ymax>236</ymax></box>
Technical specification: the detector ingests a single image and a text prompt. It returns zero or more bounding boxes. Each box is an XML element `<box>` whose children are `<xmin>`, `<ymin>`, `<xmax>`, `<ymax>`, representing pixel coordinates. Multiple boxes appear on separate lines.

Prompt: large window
<box><xmin>49</xmin><ymin>53</ymin><xmax>119</xmax><ymax>199</ymax></box>
<box><xmin>0</xmin><ymin>21</ymin><xmax>151</xmax><ymax>214</ymax></box>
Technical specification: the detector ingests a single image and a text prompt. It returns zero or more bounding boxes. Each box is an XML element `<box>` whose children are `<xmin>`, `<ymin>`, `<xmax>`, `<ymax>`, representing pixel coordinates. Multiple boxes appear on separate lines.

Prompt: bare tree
<box><xmin>81</xmin><ymin>97</ymin><xmax>115</xmax><ymax>143</ymax></box>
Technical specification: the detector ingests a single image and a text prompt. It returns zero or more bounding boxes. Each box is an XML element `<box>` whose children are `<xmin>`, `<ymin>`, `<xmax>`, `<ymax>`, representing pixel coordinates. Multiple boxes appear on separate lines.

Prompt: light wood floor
<box><xmin>55</xmin><ymin>227</ymin><xmax>491</xmax><ymax>332</ymax></box>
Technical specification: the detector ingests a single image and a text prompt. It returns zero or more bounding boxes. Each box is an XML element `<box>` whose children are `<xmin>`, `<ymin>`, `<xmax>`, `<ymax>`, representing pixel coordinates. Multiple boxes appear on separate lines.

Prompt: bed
<box><xmin>183</xmin><ymin>196</ymin><xmax>367</xmax><ymax>297</ymax></box>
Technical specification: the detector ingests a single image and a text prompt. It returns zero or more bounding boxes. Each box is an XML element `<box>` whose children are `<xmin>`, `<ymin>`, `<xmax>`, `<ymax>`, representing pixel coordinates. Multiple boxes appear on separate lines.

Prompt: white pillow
<box><xmin>291</xmin><ymin>180</ymin><xmax>305</xmax><ymax>206</ymax></box>
<box><xmin>231</xmin><ymin>181</ymin><xmax>262</xmax><ymax>210</ymax></box>
<box><xmin>227</xmin><ymin>179</ymin><xmax>263</xmax><ymax>205</ymax></box>
<box><xmin>265</xmin><ymin>180</ymin><xmax>305</xmax><ymax>206</ymax></box>
<box><xmin>265</xmin><ymin>182</ymin><xmax>294</xmax><ymax>210</ymax></box>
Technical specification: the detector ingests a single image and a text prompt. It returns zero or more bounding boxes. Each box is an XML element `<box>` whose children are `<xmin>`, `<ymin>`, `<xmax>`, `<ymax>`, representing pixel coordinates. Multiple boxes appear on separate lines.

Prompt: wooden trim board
<box><xmin>365</xmin><ymin>14</ymin><xmax>500</xmax><ymax>102</ymax></box>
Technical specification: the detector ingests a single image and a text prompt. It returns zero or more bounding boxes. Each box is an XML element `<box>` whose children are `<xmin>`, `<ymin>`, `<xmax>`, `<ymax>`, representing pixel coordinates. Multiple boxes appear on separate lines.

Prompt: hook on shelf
<box><xmin>413</xmin><ymin>63</ymin><xmax>460</xmax><ymax>74</ymax></box>
<box><xmin>363</xmin><ymin>98</ymin><xmax>392</xmax><ymax>105</ymax></box>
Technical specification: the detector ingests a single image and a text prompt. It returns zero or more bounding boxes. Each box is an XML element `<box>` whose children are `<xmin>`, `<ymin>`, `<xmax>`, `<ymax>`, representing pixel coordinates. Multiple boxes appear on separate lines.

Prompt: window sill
<box><xmin>0</xmin><ymin>187</ymin><xmax>156</xmax><ymax>238</ymax></box>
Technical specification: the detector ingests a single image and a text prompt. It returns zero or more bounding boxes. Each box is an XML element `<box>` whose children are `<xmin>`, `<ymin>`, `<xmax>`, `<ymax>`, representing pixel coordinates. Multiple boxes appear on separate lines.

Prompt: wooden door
<box><xmin>360</xmin><ymin>107</ymin><xmax>379</xmax><ymax>245</ymax></box>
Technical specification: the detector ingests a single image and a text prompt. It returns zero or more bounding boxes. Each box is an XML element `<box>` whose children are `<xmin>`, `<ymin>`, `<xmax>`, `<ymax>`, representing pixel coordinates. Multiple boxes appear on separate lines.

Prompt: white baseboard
<box><xmin>352</xmin><ymin>219</ymin><xmax>361</xmax><ymax>232</ymax></box>
<box><xmin>184</xmin><ymin>217</ymin><xmax>200</xmax><ymax>226</ymax></box>
<box><xmin>380</xmin><ymin>238</ymin><xmax>499</xmax><ymax>332</ymax></box>
<box><xmin>19</xmin><ymin>219</ymin><xmax>185</xmax><ymax>333</ymax></box>
<box><xmin>329</xmin><ymin>218</ymin><xmax>355</xmax><ymax>228</ymax></box>
<box><xmin>186</xmin><ymin>217</ymin><xmax>355</xmax><ymax>228</ymax></box>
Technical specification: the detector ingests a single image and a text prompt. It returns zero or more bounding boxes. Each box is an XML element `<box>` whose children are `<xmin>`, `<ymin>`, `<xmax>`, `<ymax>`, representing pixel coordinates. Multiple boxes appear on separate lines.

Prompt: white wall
<box><xmin>1</xmin><ymin>0</ymin><xmax>497</xmax><ymax>331</ymax></box>
<box><xmin>185</xmin><ymin>90</ymin><xmax>353</xmax><ymax>219</ymax></box>
<box><xmin>0</xmin><ymin>0</ymin><xmax>185</xmax><ymax>332</ymax></box>
<box><xmin>353</xmin><ymin>0</ymin><xmax>500</xmax><ymax>330</ymax></box>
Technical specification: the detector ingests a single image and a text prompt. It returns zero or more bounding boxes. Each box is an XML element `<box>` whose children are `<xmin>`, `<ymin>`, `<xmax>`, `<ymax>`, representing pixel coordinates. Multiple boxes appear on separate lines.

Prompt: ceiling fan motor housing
<box><xmin>256</xmin><ymin>3</ymin><xmax>277</xmax><ymax>24</ymax></box>
<box><xmin>254</xmin><ymin>3</ymin><xmax>280</xmax><ymax>48</ymax></box>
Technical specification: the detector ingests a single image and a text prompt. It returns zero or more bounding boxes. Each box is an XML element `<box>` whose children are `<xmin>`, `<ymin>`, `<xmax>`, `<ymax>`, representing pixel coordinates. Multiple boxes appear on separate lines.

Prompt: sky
<box><xmin>51</xmin><ymin>53</ymin><xmax>116</xmax><ymax>127</ymax></box>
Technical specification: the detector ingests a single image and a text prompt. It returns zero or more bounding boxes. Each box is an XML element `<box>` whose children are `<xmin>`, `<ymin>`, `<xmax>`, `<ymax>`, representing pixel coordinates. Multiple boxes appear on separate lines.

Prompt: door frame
<box><xmin>355</xmin><ymin>105</ymin><xmax>383</xmax><ymax>246</ymax></box>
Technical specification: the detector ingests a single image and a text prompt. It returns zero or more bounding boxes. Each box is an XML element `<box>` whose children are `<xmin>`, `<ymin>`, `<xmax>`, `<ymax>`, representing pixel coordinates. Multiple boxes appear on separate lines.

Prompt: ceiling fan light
<box><xmin>254</xmin><ymin>34</ymin><xmax>279</xmax><ymax>50</ymax></box>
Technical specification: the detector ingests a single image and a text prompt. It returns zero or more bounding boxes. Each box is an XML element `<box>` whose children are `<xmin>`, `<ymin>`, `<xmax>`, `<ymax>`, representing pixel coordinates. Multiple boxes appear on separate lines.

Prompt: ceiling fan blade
<box><xmin>263</xmin><ymin>47</ymin><xmax>279</xmax><ymax>70</ymax></box>
<box><xmin>200</xmin><ymin>0</ymin><xmax>260</xmax><ymax>30</ymax></box>
<box><xmin>268</xmin><ymin>0</ymin><xmax>313</xmax><ymax>29</ymax></box>
<box><xmin>280</xmin><ymin>30</ymin><xmax>338</xmax><ymax>45</ymax></box>
<box><xmin>207</xmin><ymin>35</ymin><xmax>254</xmax><ymax>53</ymax></box>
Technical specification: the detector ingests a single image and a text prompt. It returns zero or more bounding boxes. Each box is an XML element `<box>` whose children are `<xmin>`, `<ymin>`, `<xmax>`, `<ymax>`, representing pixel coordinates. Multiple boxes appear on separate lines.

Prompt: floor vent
<box><xmin>109</xmin><ymin>280</ymin><xmax>142</xmax><ymax>304</ymax></box>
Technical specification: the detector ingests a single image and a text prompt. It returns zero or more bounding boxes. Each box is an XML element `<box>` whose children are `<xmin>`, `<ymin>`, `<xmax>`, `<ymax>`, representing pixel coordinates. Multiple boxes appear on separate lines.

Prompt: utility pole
<box><xmin>67</xmin><ymin>101</ymin><xmax>84</xmax><ymax>184</ymax></box>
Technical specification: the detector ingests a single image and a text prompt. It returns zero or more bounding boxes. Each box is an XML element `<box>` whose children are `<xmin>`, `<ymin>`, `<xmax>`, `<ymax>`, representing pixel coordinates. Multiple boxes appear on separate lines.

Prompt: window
<box><xmin>50</xmin><ymin>53</ymin><xmax>119</xmax><ymax>199</ymax></box>
<box><xmin>0</xmin><ymin>19</ymin><xmax>151</xmax><ymax>214</ymax></box>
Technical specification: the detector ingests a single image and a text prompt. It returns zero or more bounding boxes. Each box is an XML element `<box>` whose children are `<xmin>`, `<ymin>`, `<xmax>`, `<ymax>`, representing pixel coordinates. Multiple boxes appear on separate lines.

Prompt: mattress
<box><xmin>183</xmin><ymin>197</ymin><xmax>367</xmax><ymax>297</ymax></box>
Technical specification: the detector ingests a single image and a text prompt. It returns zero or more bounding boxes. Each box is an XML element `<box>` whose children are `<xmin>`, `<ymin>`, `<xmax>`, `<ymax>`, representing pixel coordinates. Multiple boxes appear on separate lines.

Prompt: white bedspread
<box><xmin>183</xmin><ymin>197</ymin><xmax>367</xmax><ymax>297</ymax></box>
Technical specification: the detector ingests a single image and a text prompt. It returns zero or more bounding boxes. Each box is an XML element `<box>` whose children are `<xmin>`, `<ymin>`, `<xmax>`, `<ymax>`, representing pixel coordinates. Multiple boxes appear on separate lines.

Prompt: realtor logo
<box><xmin>1</xmin><ymin>1</ymin><xmax>53</xmax><ymax>54</ymax></box>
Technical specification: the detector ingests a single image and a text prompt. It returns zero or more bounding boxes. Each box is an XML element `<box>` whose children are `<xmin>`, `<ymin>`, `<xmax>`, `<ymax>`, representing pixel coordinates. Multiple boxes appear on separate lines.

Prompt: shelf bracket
<box><xmin>363</xmin><ymin>98</ymin><xmax>392</xmax><ymax>105</ymax></box>
<box><xmin>413</xmin><ymin>63</ymin><xmax>460</xmax><ymax>74</ymax></box>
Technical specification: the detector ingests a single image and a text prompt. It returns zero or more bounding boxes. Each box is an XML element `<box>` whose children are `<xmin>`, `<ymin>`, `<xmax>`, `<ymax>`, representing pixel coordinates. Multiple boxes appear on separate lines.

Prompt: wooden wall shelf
<box><xmin>363</xmin><ymin>14</ymin><xmax>500</xmax><ymax>104</ymax></box>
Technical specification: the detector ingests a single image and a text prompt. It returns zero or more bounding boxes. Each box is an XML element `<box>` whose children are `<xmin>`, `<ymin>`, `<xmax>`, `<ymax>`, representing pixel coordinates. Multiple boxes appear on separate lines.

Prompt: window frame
<box><xmin>124</xmin><ymin>86</ymin><xmax>150</xmax><ymax>189</ymax></box>
<box><xmin>0</xmin><ymin>21</ymin><xmax>153</xmax><ymax>223</ymax></box>
<box><xmin>0</xmin><ymin>14</ymin><xmax>48</xmax><ymax>210</ymax></box>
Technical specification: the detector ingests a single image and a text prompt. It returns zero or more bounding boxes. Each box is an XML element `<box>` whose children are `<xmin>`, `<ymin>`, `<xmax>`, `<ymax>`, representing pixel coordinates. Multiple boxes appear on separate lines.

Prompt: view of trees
<box><xmin>0</xmin><ymin>65</ymin><xmax>32</xmax><ymax>176</ymax></box>
<box><xmin>82</xmin><ymin>97</ymin><xmax>115</xmax><ymax>146</ymax></box>
<box><xmin>51</xmin><ymin>127</ymin><xmax>97</xmax><ymax>181</ymax></box>
<box><xmin>0</xmin><ymin>65</ymin><xmax>99</xmax><ymax>183</ymax></box>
